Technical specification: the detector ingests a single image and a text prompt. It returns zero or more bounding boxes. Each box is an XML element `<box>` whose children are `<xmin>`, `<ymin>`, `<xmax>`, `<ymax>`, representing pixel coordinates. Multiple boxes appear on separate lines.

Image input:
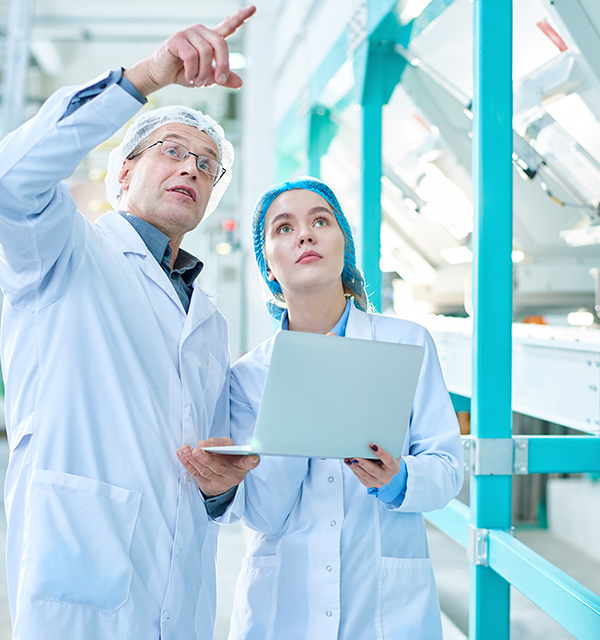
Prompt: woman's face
<box><xmin>263</xmin><ymin>189</ymin><xmax>346</xmax><ymax>299</ymax></box>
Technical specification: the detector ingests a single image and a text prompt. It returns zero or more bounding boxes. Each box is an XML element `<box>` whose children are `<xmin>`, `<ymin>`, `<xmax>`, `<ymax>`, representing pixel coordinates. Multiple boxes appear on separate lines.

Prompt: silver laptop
<box><xmin>204</xmin><ymin>330</ymin><xmax>424</xmax><ymax>459</ymax></box>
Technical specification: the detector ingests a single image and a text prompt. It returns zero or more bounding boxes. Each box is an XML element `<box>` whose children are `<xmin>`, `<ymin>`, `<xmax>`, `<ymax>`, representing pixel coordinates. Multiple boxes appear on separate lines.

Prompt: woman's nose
<box><xmin>299</xmin><ymin>235</ymin><xmax>314</xmax><ymax>245</ymax></box>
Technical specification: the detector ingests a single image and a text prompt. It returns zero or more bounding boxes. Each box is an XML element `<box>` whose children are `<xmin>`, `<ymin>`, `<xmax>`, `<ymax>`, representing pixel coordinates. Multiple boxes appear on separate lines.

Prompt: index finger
<box><xmin>214</xmin><ymin>5</ymin><xmax>256</xmax><ymax>39</ymax></box>
<box><xmin>366</xmin><ymin>443</ymin><xmax>398</xmax><ymax>467</ymax></box>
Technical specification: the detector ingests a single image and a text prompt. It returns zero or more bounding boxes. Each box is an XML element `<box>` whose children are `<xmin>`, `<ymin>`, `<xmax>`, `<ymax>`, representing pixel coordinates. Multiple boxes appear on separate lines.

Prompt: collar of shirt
<box><xmin>118</xmin><ymin>211</ymin><xmax>204</xmax><ymax>284</ymax></box>
<box><xmin>280</xmin><ymin>298</ymin><xmax>351</xmax><ymax>336</ymax></box>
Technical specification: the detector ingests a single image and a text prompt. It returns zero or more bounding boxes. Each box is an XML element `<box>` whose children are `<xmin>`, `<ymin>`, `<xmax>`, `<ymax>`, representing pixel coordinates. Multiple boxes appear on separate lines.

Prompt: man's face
<box><xmin>117</xmin><ymin>124</ymin><xmax>219</xmax><ymax>242</ymax></box>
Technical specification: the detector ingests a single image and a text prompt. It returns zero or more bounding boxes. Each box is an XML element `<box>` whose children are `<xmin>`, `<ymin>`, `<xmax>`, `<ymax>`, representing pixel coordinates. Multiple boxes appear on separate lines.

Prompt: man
<box><xmin>0</xmin><ymin>6</ymin><xmax>257</xmax><ymax>639</ymax></box>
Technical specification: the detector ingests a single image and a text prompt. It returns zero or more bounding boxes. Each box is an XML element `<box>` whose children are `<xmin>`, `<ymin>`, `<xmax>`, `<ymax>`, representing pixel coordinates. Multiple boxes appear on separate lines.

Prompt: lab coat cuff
<box><xmin>367</xmin><ymin>457</ymin><xmax>408</xmax><ymax>505</ymax></box>
<box><xmin>203</xmin><ymin>485</ymin><xmax>238</xmax><ymax>519</ymax></box>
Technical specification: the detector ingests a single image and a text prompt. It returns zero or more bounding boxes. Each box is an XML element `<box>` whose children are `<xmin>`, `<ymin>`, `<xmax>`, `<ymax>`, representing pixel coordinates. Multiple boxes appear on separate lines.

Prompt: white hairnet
<box><xmin>105</xmin><ymin>105</ymin><xmax>234</xmax><ymax>218</ymax></box>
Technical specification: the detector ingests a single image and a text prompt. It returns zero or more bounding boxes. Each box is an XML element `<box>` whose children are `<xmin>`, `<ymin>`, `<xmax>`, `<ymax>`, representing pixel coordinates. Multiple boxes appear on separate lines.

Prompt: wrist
<box><xmin>122</xmin><ymin>61</ymin><xmax>161</xmax><ymax>98</ymax></box>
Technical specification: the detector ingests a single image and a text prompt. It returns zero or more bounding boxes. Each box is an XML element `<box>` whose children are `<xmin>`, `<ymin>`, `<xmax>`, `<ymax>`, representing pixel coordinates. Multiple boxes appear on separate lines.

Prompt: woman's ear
<box><xmin>266</xmin><ymin>265</ymin><xmax>276</xmax><ymax>282</ymax></box>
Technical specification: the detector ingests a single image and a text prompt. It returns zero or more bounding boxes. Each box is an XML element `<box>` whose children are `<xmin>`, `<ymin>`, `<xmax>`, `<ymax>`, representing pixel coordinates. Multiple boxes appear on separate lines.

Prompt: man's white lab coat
<box><xmin>0</xmin><ymin>76</ymin><xmax>229</xmax><ymax>639</ymax></box>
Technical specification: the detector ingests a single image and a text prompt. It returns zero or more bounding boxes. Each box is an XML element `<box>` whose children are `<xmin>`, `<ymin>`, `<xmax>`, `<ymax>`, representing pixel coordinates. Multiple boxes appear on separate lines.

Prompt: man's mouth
<box><xmin>168</xmin><ymin>185</ymin><xmax>196</xmax><ymax>201</ymax></box>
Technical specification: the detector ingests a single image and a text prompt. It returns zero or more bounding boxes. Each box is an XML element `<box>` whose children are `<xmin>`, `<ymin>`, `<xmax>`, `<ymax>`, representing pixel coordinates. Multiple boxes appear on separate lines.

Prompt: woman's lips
<box><xmin>296</xmin><ymin>250</ymin><xmax>322</xmax><ymax>264</ymax></box>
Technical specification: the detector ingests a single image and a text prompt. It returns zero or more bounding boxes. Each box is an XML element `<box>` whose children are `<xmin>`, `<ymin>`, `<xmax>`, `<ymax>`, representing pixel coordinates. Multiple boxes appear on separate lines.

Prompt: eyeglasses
<box><xmin>128</xmin><ymin>140</ymin><xmax>226</xmax><ymax>186</ymax></box>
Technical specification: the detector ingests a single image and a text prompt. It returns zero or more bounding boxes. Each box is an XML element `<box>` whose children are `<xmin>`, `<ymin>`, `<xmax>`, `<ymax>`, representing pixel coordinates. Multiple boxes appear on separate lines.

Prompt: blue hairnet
<box><xmin>251</xmin><ymin>176</ymin><xmax>370</xmax><ymax>319</ymax></box>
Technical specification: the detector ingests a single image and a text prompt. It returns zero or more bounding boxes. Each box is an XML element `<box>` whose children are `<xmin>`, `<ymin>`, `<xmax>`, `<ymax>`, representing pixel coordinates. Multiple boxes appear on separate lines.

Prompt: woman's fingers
<box><xmin>344</xmin><ymin>444</ymin><xmax>401</xmax><ymax>488</ymax></box>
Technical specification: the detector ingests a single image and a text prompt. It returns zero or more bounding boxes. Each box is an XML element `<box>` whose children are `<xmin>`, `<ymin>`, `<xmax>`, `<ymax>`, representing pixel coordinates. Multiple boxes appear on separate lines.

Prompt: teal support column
<box><xmin>361</xmin><ymin>95</ymin><xmax>383</xmax><ymax>311</ymax></box>
<box><xmin>469</xmin><ymin>1</ymin><xmax>514</xmax><ymax>639</ymax></box>
<box><xmin>308</xmin><ymin>106</ymin><xmax>338</xmax><ymax>179</ymax></box>
<box><xmin>354</xmin><ymin>30</ymin><xmax>407</xmax><ymax>312</ymax></box>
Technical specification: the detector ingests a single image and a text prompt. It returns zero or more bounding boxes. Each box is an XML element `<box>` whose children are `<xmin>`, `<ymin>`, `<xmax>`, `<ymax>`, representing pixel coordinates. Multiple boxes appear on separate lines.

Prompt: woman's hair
<box><xmin>251</xmin><ymin>176</ymin><xmax>372</xmax><ymax>319</ymax></box>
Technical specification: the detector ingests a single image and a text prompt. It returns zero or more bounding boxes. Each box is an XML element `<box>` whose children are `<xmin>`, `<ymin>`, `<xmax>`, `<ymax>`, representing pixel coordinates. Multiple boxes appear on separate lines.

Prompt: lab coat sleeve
<box><xmin>386</xmin><ymin>326</ymin><xmax>464</xmax><ymax>513</ymax></box>
<box><xmin>229</xmin><ymin>365</ymin><xmax>309</xmax><ymax>535</ymax></box>
<box><xmin>0</xmin><ymin>74</ymin><xmax>142</xmax><ymax>306</ymax></box>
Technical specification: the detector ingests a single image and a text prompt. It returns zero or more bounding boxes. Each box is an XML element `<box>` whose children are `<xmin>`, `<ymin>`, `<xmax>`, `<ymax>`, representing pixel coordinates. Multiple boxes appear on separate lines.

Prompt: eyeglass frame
<box><xmin>127</xmin><ymin>139</ymin><xmax>226</xmax><ymax>186</ymax></box>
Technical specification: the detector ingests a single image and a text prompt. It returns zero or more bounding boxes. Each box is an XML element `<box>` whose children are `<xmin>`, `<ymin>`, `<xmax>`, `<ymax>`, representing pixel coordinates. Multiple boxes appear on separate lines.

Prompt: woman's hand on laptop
<box><xmin>177</xmin><ymin>437</ymin><xmax>260</xmax><ymax>496</ymax></box>
<box><xmin>344</xmin><ymin>444</ymin><xmax>400</xmax><ymax>489</ymax></box>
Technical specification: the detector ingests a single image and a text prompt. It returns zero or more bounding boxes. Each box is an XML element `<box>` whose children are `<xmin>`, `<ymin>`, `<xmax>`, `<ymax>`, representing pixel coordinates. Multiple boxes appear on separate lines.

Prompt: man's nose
<box><xmin>179</xmin><ymin>156</ymin><xmax>199</xmax><ymax>178</ymax></box>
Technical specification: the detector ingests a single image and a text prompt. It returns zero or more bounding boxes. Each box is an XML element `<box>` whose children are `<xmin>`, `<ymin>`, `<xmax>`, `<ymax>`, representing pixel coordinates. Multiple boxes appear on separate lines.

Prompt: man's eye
<box><xmin>165</xmin><ymin>147</ymin><xmax>182</xmax><ymax>158</ymax></box>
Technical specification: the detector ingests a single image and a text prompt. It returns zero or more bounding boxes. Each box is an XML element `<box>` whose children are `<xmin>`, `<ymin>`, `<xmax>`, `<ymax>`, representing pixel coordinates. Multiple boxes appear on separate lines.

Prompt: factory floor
<box><xmin>0</xmin><ymin>437</ymin><xmax>598</xmax><ymax>639</ymax></box>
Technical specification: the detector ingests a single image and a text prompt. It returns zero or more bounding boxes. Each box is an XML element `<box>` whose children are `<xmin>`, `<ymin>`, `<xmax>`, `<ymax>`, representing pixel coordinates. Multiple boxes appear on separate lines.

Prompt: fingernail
<box><xmin>370</xmin><ymin>444</ymin><xmax>378</xmax><ymax>452</ymax></box>
<box><xmin>218</xmin><ymin>73</ymin><xmax>228</xmax><ymax>84</ymax></box>
<box><xmin>352</xmin><ymin>459</ymin><xmax>359</xmax><ymax>464</ymax></box>
<box><xmin>344</xmin><ymin>459</ymin><xmax>351</xmax><ymax>465</ymax></box>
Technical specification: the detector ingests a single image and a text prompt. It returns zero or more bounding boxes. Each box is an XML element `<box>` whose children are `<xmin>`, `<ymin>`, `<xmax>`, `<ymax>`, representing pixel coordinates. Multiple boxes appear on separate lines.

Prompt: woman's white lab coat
<box><xmin>0</xmin><ymin>76</ymin><xmax>230</xmax><ymax>639</ymax></box>
<box><xmin>228</xmin><ymin>306</ymin><xmax>463</xmax><ymax>640</ymax></box>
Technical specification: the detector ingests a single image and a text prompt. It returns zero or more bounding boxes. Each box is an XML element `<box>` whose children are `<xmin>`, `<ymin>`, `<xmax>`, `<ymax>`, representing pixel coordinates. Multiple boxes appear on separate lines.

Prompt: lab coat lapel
<box><xmin>183</xmin><ymin>285</ymin><xmax>219</xmax><ymax>338</ymax></box>
<box><xmin>345</xmin><ymin>305</ymin><xmax>374</xmax><ymax>340</ymax></box>
<box><xmin>96</xmin><ymin>211</ymin><xmax>186</xmax><ymax>313</ymax></box>
<box><xmin>262</xmin><ymin>328</ymin><xmax>281</xmax><ymax>367</ymax></box>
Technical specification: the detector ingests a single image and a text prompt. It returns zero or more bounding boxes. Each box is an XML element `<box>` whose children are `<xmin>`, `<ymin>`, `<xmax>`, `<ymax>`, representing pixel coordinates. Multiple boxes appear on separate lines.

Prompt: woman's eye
<box><xmin>277</xmin><ymin>225</ymin><xmax>292</xmax><ymax>234</ymax></box>
<box><xmin>314</xmin><ymin>218</ymin><xmax>327</xmax><ymax>227</ymax></box>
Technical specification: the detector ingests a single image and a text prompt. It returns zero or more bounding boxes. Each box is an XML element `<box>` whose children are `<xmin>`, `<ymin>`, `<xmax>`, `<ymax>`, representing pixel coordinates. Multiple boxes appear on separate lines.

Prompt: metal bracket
<box><xmin>513</xmin><ymin>437</ymin><xmax>529</xmax><ymax>474</ymax></box>
<box><xmin>463</xmin><ymin>436</ymin><xmax>529</xmax><ymax>475</ymax></box>
<box><xmin>467</xmin><ymin>524</ymin><xmax>489</xmax><ymax>566</ymax></box>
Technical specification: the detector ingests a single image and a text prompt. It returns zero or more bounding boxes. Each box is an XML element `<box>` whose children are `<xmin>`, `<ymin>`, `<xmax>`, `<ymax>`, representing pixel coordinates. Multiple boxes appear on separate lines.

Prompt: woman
<box><xmin>228</xmin><ymin>177</ymin><xmax>462</xmax><ymax>638</ymax></box>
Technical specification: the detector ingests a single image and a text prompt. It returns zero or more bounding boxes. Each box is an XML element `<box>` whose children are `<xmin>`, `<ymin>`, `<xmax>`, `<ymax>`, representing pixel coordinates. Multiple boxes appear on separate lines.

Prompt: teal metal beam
<box><xmin>308</xmin><ymin>107</ymin><xmax>338</xmax><ymax>179</ymax></box>
<box><xmin>360</xmin><ymin>96</ymin><xmax>383</xmax><ymax>312</ymax></box>
<box><xmin>354</xmin><ymin>27</ymin><xmax>407</xmax><ymax>311</ymax></box>
<box><xmin>489</xmin><ymin>530</ymin><xmax>600</xmax><ymax>640</ymax></box>
<box><xmin>469</xmin><ymin>0</ymin><xmax>514</xmax><ymax>638</ymax></box>
<box><xmin>425</xmin><ymin>498</ymin><xmax>470</xmax><ymax>547</ymax></box>
<box><xmin>527</xmin><ymin>436</ymin><xmax>600</xmax><ymax>474</ymax></box>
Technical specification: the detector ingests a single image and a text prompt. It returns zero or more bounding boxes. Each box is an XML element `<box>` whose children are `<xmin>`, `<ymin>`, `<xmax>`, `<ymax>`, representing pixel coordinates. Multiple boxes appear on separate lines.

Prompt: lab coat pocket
<box><xmin>380</xmin><ymin>557</ymin><xmax>441</xmax><ymax>639</ymax></box>
<box><xmin>24</xmin><ymin>469</ymin><xmax>142</xmax><ymax>613</ymax></box>
<box><xmin>230</xmin><ymin>555</ymin><xmax>278</xmax><ymax>638</ymax></box>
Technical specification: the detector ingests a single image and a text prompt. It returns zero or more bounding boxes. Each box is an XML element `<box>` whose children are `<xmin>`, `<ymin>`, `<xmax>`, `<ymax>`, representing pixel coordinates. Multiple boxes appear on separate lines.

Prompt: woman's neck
<box><xmin>286</xmin><ymin>286</ymin><xmax>348</xmax><ymax>334</ymax></box>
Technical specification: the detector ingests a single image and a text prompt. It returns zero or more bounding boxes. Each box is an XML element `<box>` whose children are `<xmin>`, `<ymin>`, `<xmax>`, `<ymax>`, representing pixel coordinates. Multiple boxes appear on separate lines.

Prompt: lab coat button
<box><xmin>326</xmin><ymin>564</ymin><xmax>332</xmax><ymax>572</ymax></box>
<box><xmin>328</xmin><ymin>476</ymin><xmax>334</xmax><ymax>483</ymax></box>
<box><xmin>330</xmin><ymin>520</ymin><xmax>336</xmax><ymax>527</ymax></box>
<box><xmin>102</xmin><ymin>95</ymin><xmax>115</xmax><ymax>107</ymax></box>
<box><xmin>184</xmin><ymin>473</ymin><xmax>192</xmax><ymax>484</ymax></box>
<box><xmin>162</xmin><ymin>611</ymin><xmax>169</xmax><ymax>622</ymax></box>
<box><xmin>175</xmin><ymin>542</ymin><xmax>182</xmax><ymax>554</ymax></box>
<box><xmin>326</xmin><ymin>611</ymin><xmax>332</xmax><ymax>617</ymax></box>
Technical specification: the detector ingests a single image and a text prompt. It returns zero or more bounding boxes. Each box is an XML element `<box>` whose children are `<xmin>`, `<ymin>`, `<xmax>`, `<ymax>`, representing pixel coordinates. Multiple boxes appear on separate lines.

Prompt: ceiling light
<box><xmin>560</xmin><ymin>224</ymin><xmax>600</xmax><ymax>247</ymax></box>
